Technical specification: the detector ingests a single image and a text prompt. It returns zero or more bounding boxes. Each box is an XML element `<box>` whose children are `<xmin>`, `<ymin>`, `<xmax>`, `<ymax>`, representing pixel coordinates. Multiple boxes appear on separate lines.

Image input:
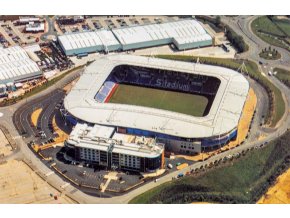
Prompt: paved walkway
<box><xmin>101</xmin><ymin>172</ymin><xmax>118</xmax><ymax>192</ymax></box>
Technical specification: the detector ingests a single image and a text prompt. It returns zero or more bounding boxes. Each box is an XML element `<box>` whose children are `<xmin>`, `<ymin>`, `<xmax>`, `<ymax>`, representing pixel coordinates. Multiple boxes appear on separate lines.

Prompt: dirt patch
<box><xmin>0</xmin><ymin>159</ymin><xmax>75</xmax><ymax>204</ymax></box>
<box><xmin>0</xmin><ymin>129</ymin><xmax>13</xmax><ymax>156</ymax></box>
<box><xmin>31</xmin><ymin>108</ymin><xmax>42</xmax><ymax>127</ymax></box>
<box><xmin>258</xmin><ymin>167</ymin><xmax>290</xmax><ymax>204</ymax></box>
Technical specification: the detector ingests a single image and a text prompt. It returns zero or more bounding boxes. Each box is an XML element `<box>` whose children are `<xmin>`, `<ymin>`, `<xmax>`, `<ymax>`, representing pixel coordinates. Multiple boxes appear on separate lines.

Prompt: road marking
<box><xmin>61</xmin><ymin>183</ymin><xmax>70</xmax><ymax>189</ymax></box>
<box><xmin>0</xmin><ymin>112</ymin><xmax>3</xmax><ymax>117</ymax></box>
<box><xmin>45</xmin><ymin>171</ymin><xmax>55</xmax><ymax>177</ymax></box>
<box><xmin>12</xmin><ymin>136</ymin><xmax>22</xmax><ymax>140</ymax></box>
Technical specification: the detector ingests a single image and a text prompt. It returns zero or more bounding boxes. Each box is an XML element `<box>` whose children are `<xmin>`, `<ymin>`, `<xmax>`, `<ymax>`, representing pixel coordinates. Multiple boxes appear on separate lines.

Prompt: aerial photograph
<box><xmin>0</xmin><ymin>2</ymin><xmax>289</xmax><ymax>213</ymax></box>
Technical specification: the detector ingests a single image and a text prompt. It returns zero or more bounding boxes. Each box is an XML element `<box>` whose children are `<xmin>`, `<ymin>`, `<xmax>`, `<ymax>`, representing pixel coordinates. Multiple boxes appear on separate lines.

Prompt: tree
<box><xmin>215</xmin><ymin>16</ymin><xmax>221</xmax><ymax>26</ymax></box>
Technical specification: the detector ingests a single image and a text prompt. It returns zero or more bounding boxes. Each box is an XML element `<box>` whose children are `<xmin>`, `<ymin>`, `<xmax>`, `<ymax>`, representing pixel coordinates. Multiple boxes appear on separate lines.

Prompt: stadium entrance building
<box><xmin>63</xmin><ymin>55</ymin><xmax>249</xmax><ymax>155</ymax></box>
<box><xmin>65</xmin><ymin>123</ymin><xmax>165</xmax><ymax>172</ymax></box>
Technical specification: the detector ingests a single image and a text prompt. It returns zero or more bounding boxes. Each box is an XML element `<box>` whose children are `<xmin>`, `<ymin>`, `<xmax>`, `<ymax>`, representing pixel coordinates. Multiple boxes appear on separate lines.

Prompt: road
<box><xmin>40</xmin><ymin>16</ymin><xmax>58</xmax><ymax>41</ymax></box>
<box><xmin>221</xmin><ymin>16</ymin><xmax>290</xmax><ymax>70</ymax></box>
<box><xmin>1</xmin><ymin>16</ymin><xmax>290</xmax><ymax>203</ymax></box>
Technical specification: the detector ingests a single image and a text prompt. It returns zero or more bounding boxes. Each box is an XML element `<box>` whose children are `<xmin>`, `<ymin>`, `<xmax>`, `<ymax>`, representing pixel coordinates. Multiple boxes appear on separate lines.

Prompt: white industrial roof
<box><xmin>64</xmin><ymin>55</ymin><xmax>249</xmax><ymax>139</ymax></box>
<box><xmin>70</xmin><ymin>123</ymin><xmax>115</xmax><ymax>139</ymax></box>
<box><xmin>58</xmin><ymin>19</ymin><xmax>211</xmax><ymax>54</ymax></box>
<box><xmin>67</xmin><ymin>123</ymin><xmax>164</xmax><ymax>158</ymax></box>
<box><xmin>26</xmin><ymin>22</ymin><xmax>45</xmax><ymax>32</ymax></box>
<box><xmin>0</xmin><ymin>46</ymin><xmax>41</xmax><ymax>83</ymax></box>
<box><xmin>112</xmin><ymin>19</ymin><xmax>211</xmax><ymax>45</ymax></box>
<box><xmin>58</xmin><ymin>30</ymin><xmax>120</xmax><ymax>51</ymax></box>
<box><xmin>19</xmin><ymin>17</ymin><xmax>40</xmax><ymax>23</ymax></box>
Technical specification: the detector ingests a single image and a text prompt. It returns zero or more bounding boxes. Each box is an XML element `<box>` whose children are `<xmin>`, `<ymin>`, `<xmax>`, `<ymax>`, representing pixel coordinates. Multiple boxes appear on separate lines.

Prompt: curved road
<box><xmin>1</xmin><ymin>16</ymin><xmax>290</xmax><ymax>203</ymax></box>
<box><xmin>221</xmin><ymin>16</ymin><xmax>290</xmax><ymax>69</ymax></box>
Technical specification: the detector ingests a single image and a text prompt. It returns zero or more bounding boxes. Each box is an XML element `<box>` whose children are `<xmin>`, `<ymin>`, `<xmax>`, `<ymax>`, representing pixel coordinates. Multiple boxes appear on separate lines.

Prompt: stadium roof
<box><xmin>64</xmin><ymin>55</ymin><xmax>249</xmax><ymax>139</ymax></box>
<box><xmin>112</xmin><ymin>19</ymin><xmax>211</xmax><ymax>46</ymax></box>
<box><xmin>58</xmin><ymin>30</ymin><xmax>120</xmax><ymax>52</ymax></box>
<box><xmin>0</xmin><ymin>46</ymin><xmax>41</xmax><ymax>84</ymax></box>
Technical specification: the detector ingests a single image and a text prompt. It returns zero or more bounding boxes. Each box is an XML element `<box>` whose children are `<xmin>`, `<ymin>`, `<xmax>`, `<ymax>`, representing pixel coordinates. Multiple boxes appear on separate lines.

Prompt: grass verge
<box><xmin>274</xmin><ymin>67</ymin><xmax>290</xmax><ymax>88</ymax></box>
<box><xmin>130</xmin><ymin>130</ymin><xmax>290</xmax><ymax>204</ymax></box>
<box><xmin>251</xmin><ymin>16</ymin><xmax>290</xmax><ymax>51</ymax></box>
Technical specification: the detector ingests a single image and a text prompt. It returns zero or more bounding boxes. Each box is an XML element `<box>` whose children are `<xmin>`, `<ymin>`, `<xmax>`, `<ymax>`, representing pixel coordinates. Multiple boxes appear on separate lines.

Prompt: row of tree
<box><xmin>146</xmin><ymin>131</ymin><xmax>290</xmax><ymax>204</ymax></box>
<box><xmin>225</xmin><ymin>25</ymin><xmax>249</xmax><ymax>53</ymax></box>
<box><xmin>195</xmin><ymin>15</ymin><xmax>249</xmax><ymax>53</ymax></box>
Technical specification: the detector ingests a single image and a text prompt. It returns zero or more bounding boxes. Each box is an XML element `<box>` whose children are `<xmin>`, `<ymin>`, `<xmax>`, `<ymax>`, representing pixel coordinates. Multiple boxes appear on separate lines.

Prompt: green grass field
<box><xmin>251</xmin><ymin>16</ymin><xmax>290</xmax><ymax>51</ymax></box>
<box><xmin>275</xmin><ymin>20</ymin><xmax>290</xmax><ymax>36</ymax></box>
<box><xmin>130</xmin><ymin>130</ymin><xmax>290</xmax><ymax>204</ymax></box>
<box><xmin>275</xmin><ymin>68</ymin><xmax>290</xmax><ymax>81</ymax></box>
<box><xmin>108</xmin><ymin>84</ymin><xmax>209</xmax><ymax>117</ymax></box>
<box><xmin>274</xmin><ymin>68</ymin><xmax>290</xmax><ymax>88</ymax></box>
<box><xmin>252</xmin><ymin>16</ymin><xmax>285</xmax><ymax>36</ymax></box>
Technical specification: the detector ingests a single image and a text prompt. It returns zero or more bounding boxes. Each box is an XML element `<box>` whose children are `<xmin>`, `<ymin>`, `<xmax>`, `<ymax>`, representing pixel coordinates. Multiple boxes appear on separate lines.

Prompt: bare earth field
<box><xmin>0</xmin><ymin>160</ymin><xmax>75</xmax><ymax>204</ymax></box>
<box><xmin>0</xmin><ymin>130</ymin><xmax>74</xmax><ymax>204</ymax></box>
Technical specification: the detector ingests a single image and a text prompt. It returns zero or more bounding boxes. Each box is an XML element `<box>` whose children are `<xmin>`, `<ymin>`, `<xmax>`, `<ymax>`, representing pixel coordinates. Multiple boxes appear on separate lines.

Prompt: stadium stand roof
<box><xmin>0</xmin><ymin>46</ymin><xmax>42</xmax><ymax>84</ymax></box>
<box><xmin>64</xmin><ymin>55</ymin><xmax>249</xmax><ymax>139</ymax></box>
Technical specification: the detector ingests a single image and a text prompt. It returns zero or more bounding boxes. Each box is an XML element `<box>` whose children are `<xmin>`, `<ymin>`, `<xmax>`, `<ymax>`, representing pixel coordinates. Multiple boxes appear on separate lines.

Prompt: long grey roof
<box><xmin>58</xmin><ymin>19</ymin><xmax>212</xmax><ymax>54</ymax></box>
<box><xmin>0</xmin><ymin>46</ymin><xmax>41</xmax><ymax>83</ymax></box>
<box><xmin>64</xmin><ymin>55</ymin><xmax>249</xmax><ymax>139</ymax></box>
<box><xmin>112</xmin><ymin>19</ymin><xmax>211</xmax><ymax>45</ymax></box>
<box><xmin>58</xmin><ymin>30</ymin><xmax>120</xmax><ymax>51</ymax></box>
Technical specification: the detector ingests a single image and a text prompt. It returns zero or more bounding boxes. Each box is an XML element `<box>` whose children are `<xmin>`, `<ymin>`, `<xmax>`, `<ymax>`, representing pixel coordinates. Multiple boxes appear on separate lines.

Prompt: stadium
<box><xmin>63</xmin><ymin>55</ymin><xmax>249</xmax><ymax>159</ymax></box>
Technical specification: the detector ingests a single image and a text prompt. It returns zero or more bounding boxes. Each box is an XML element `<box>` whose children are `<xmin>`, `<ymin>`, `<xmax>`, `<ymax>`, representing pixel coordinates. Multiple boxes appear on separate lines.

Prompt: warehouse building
<box><xmin>58</xmin><ymin>19</ymin><xmax>212</xmax><ymax>56</ymax></box>
<box><xmin>112</xmin><ymin>19</ymin><xmax>212</xmax><ymax>51</ymax></box>
<box><xmin>25</xmin><ymin>22</ymin><xmax>45</xmax><ymax>33</ymax></box>
<box><xmin>0</xmin><ymin>46</ymin><xmax>42</xmax><ymax>85</ymax></box>
<box><xmin>65</xmin><ymin>123</ymin><xmax>165</xmax><ymax>173</ymax></box>
<box><xmin>58</xmin><ymin>30</ymin><xmax>121</xmax><ymax>56</ymax></box>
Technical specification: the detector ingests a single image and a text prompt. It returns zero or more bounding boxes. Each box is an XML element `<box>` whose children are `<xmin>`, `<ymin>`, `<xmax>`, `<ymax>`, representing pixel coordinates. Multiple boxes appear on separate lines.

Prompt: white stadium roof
<box><xmin>0</xmin><ymin>46</ymin><xmax>41</xmax><ymax>84</ymax></box>
<box><xmin>112</xmin><ymin>19</ymin><xmax>211</xmax><ymax>46</ymax></box>
<box><xmin>64</xmin><ymin>55</ymin><xmax>249</xmax><ymax>139</ymax></box>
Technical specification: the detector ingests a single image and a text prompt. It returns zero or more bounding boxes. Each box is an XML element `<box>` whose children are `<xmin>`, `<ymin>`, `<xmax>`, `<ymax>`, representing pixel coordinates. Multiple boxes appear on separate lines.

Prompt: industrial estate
<box><xmin>0</xmin><ymin>15</ymin><xmax>290</xmax><ymax>204</ymax></box>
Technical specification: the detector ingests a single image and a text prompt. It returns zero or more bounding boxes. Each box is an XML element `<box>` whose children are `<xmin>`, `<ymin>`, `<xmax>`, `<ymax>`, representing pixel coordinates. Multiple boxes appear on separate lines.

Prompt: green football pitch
<box><xmin>108</xmin><ymin>84</ymin><xmax>209</xmax><ymax>117</ymax></box>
